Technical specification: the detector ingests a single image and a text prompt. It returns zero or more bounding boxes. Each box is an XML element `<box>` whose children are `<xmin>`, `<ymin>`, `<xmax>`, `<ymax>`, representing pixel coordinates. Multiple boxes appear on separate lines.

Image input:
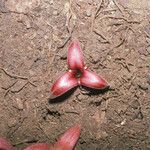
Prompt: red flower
<box><xmin>50</xmin><ymin>39</ymin><xmax>108</xmax><ymax>99</ymax></box>
<box><xmin>0</xmin><ymin>125</ymin><xmax>81</xmax><ymax>150</ymax></box>
<box><xmin>24</xmin><ymin>125</ymin><xmax>81</xmax><ymax>150</ymax></box>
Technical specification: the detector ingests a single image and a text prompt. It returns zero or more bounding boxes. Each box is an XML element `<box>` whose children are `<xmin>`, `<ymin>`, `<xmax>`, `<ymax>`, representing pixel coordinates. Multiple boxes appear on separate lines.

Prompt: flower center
<box><xmin>75</xmin><ymin>69</ymin><xmax>82</xmax><ymax>78</ymax></box>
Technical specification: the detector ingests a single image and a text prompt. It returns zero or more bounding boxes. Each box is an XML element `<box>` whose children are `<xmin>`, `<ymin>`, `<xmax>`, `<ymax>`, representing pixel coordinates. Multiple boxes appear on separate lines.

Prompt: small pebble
<box><xmin>85</xmin><ymin>9</ymin><xmax>92</xmax><ymax>17</ymax></box>
<box><xmin>60</xmin><ymin>51</ymin><xmax>67</xmax><ymax>60</ymax></box>
<box><xmin>96</xmin><ymin>130</ymin><xmax>108</xmax><ymax>139</ymax></box>
<box><xmin>15</xmin><ymin>98</ymin><xmax>24</xmax><ymax>110</ymax></box>
<box><xmin>49</xmin><ymin>0</ymin><xmax>54</xmax><ymax>5</ymax></box>
<box><xmin>138</xmin><ymin>82</ymin><xmax>149</xmax><ymax>90</ymax></box>
<box><xmin>77</xmin><ymin>94</ymin><xmax>85</xmax><ymax>100</ymax></box>
<box><xmin>131</xmin><ymin>100</ymin><xmax>140</xmax><ymax>110</ymax></box>
<box><xmin>137</xmin><ymin>111</ymin><xmax>144</xmax><ymax>119</ymax></box>
<box><xmin>126</xmin><ymin>73</ymin><xmax>132</xmax><ymax>80</ymax></box>
<box><xmin>90</xmin><ymin>52</ymin><xmax>100</xmax><ymax>64</ymax></box>
<box><xmin>132</xmin><ymin>109</ymin><xmax>144</xmax><ymax>120</ymax></box>
<box><xmin>8</xmin><ymin>118</ymin><xmax>17</xmax><ymax>127</ymax></box>
<box><xmin>107</xmin><ymin>55</ymin><xmax>112</xmax><ymax>60</ymax></box>
<box><xmin>53</xmin><ymin>10</ymin><xmax>58</xmax><ymax>15</ymax></box>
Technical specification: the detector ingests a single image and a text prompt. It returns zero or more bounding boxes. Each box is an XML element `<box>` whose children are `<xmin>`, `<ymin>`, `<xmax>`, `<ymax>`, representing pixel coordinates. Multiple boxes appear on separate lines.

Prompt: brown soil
<box><xmin>0</xmin><ymin>0</ymin><xmax>150</xmax><ymax>150</ymax></box>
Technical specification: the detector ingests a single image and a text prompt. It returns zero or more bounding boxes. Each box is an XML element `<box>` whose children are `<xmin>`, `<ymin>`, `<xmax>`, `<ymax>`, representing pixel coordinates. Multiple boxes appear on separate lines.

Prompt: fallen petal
<box><xmin>54</xmin><ymin>125</ymin><xmax>81</xmax><ymax>150</ymax></box>
<box><xmin>67</xmin><ymin>39</ymin><xmax>85</xmax><ymax>71</ymax></box>
<box><xmin>80</xmin><ymin>69</ymin><xmax>108</xmax><ymax>89</ymax></box>
<box><xmin>23</xmin><ymin>143</ymin><xmax>53</xmax><ymax>150</ymax></box>
<box><xmin>0</xmin><ymin>138</ymin><xmax>14</xmax><ymax>150</ymax></box>
<box><xmin>50</xmin><ymin>71</ymin><xmax>78</xmax><ymax>99</ymax></box>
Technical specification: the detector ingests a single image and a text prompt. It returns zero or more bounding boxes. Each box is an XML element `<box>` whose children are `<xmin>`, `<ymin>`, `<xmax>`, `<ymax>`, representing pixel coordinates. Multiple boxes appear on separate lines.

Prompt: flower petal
<box><xmin>0</xmin><ymin>138</ymin><xmax>14</xmax><ymax>150</ymax></box>
<box><xmin>54</xmin><ymin>125</ymin><xmax>81</xmax><ymax>150</ymax></box>
<box><xmin>50</xmin><ymin>71</ymin><xmax>78</xmax><ymax>99</ymax></box>
<box><xmin>79</xmin><ymin>69</ymin><xmax>108</xmax><ymax>89</ymax></box>
<box><xmin>67</xmin><ymin>40</ymin><xmax>85</xmax><ymax>71</ymax></box>
<box><xmin>23</xmin><ymin>143</ymin><xmax>53</xmax><ymax>150</ymax></box>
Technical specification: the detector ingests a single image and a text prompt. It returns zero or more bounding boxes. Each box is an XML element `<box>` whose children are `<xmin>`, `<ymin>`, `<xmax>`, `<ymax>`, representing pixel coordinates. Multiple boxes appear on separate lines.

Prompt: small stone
<box><xmin>24</xmin><ymin>19</ymin><xmax>31</xmax><ymax>29</ymax></box>
<box><xmin>107</xmin><ymin>55</ymin><xmax>111</xmax><ymax>60</ymax></box>
<box><xmin>60</xmin><ymin>51</ymin><xmax>67</xmax><ymax>60</ymax></box>
<box><xmin>53</xmin><ymin>10</ymin><xmax>58</xmax><ymax>15</ymax></box>
<box><xmin>96</xmin><ymin>130</ymin><xmax>108</xmax><ymax>139</ymax></box>
<box><xmin>131</xmin><ymin>100</ymin><xmax>140</xmax><ymax>109</ymax></box>
<box><xmin>145</xmin><ymin>129</ymin><xmax>150</xmax><ymax>137</ymax></box>
<box><xmin>126</xmin><ymin>73</ymin><xmax>132</xmax><ymax>80</ymax></box>
<box><xmin>85</xmin><ymin>9</ymin><xmax>92</xmax><ymax>17</ymax></box>
<box><xmin>132</xmin><ymin>109</ymin><xmax>144</xmax><ymax>120</ymax></box>
<box><xmin>137</xmin><ymin>111</ymin><xmax>144</xmax><ymax>119</ymax></box>
<box><xmin>8</xmin><ymin>118</ymin><xmax>17</xmax><ymax>127</ymax></box>
<box><xmin>15</xmin><ymin>98</ymin><xmax>24</xmax><ymax>110</ymax></box>
<box><xmin>49</xmin><ymin>0</ymin><xmax>54</xmax><ymax>5</ymax></box>
<box><xmin>90</xmin><ymin>52</ymin><xmax>100</xmax><ymax>64</ymax></box>
<box><xmin>77</xmin><ymin>94</ymin><xmax>85</xmax><ymax>100</ymax></box>
<box><xmin>136</xmin><ymin>78</ymin><xmax>149</xmax><ymax>90</ymax></box>
<box><xmin>138</xmin><ymin>82</ymin><xmax>149</xmax><ymax>90</ymax></box>
<box><xmin>124</xmin><ymin>48</ymin><xmax>130</xmax><ymax>52</ymax></box>
<box><xmin>64</xmin><ymin>2</ymin><xmax>70</xmax><ymax>14</ymax></box>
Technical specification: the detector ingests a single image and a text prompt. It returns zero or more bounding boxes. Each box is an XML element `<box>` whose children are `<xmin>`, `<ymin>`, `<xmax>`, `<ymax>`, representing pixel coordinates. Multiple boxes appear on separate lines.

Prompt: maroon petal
<box><xmin>0</xmin><ymin>138</ymin><xmax>14</xmax><ymax>150</ymax></box>
<box><xmin>23</xmin><ymin>143</ymin><xmax>53</xmax><ymax>150</ymax></box>
<box><xmin>54</xmin><ymin>125</ymin><xmax>81</xmax><ymax>150</ymax></box>
<box><xmin>79</xmin><ymin>69</ymin><xmax>108</xmax><ymax>89</ymax></box>
<box><xmin>50</xmin><ymin>71</ymin><xmax>78</xmax><ymax>99</ymax></box>
<box><xmin>67</xmin><ymin>39</ymin><xmax>85</xmax><ymax>71</ymax></box>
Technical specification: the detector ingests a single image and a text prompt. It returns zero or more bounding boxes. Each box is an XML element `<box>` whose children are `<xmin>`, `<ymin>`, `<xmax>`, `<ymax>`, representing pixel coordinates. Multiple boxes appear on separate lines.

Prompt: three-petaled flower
<box><xmin>50</xmin><ymin>39</ymin><xmax>109</xmax><ymax>99</ymax></box>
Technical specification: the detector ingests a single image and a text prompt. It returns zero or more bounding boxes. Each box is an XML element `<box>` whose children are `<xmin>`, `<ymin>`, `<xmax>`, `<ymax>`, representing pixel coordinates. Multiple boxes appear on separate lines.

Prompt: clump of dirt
<box><xmin>0</xmin><ymin>0</ymin><xmax>150</xmax><ymax>150</ymax></box>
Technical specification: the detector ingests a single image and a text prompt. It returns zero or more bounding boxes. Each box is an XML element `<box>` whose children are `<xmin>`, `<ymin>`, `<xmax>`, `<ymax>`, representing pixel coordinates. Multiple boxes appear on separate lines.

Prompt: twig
<box><xmin>112</xmin><ymin>0</ymin><xmax>124</xmax><ymax>14</ymax></box>
<box><xmin>0</xmin><ymin>10</ymin><xmax>29</xmax><ymax>17</ymax></box>
<box><xmin>94</xmin><ymin>0</ymin><xmax>103</xmax><ymax>19</ymax></box>
<box><xmin>114</xmin><ymin>38</ymin><xmax>125</xmax><ymax>48</ymax></box>
<box><xmin>10</xmin><ymin>82</ymin><xmax>29</xmax><ymax>93</ymax></box>
<box><xmin>51</xmin><ymin>30</ymin><xmax>73</xmax><ymax>67</ymax></box>
<box><xmin>65</xmin><ymin>0</ymin><xmax>76</xmax><ymax>34</ymax></box>
<box><xmin>98</xmin><ymin>15</ymin><xmax>140</xmax><ymax>24</ymax></box>
<box><xmin>10</xmin><ymin>80</ymin><xmax>36</xmax><ymax>93</ymax></box>
<box><xmin>93</xmin><ymin>29</ymin><xmax>110</xmax><ymax>44</ymax></box>
<box><xmin>0</xmin><ymin>68</ymin><xmax>36</xmax><ymax>86</ymax></box>
<box><xmin>116</xmin><ymin>60</ymin><xmax>131</xmax><ymax>72</ymax></box>
<box><xmin>1</xmin><ymin>81</ymin><xmax>18</xmax><ymax>97</ymax></box>
<box><xmin>91</xmin><ymin>0</ymin><xmax>103</xmax><ymax>32</ymax></box>
<box><xmin>13</xmin><ymin>139</ymin><xmax>38</xmax><ymax>146</ymax></box>
<box><xmin>57</xmin><ymin>34</ymin><xmax>72</xmax><ymax>49</ymax></box>
<box><xmin>0</xmin><ymin>68</ymin><xmax>28</xmax><ymax>80</ymax></box>
<box><xmin>144</xmin><ymin>30</ymin><xmax>150</xmax><ymax>38</ymax></box>
<box><xmin>64</xmin><ymin>111</ymin><xmax>79</xmax><ymax>115</ymax></box>
<box><xmin>0</xmin><ymin>68</ymin><xmax>36</xmax><ymax>96</ymax></box>
<box><xmin>28</xmin><ymin>80</ymin><xmax>37</xmax><ymax>87</ymax></box>
<box><xmin>66</xmin><ymin>12</ymin><xmax>72</xmax><ymax>33</ymax></box>
<box><xmin>1</xmin><ymin>81</ymin><xmax>18</xmax><ymax>90</ymax></box>
<box><xmin>97</xmin><ymin>8</ymin><xmax>117</xmax><ymax>17</ymax></box>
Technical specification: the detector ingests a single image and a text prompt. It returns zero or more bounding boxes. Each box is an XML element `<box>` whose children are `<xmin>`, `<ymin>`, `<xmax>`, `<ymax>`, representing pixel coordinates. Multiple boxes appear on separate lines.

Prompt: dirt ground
<box><xmin>0</xmin><ymin>0</ymin><xmax>150</xmax><ymax>150</ymax></box>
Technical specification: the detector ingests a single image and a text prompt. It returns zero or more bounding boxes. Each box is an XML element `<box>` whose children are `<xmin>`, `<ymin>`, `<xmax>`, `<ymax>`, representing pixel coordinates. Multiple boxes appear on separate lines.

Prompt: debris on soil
<box><xmin>0</xmin><ymin>0</ymin><xmax>150</xmax><ymax>150</ymax></box>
